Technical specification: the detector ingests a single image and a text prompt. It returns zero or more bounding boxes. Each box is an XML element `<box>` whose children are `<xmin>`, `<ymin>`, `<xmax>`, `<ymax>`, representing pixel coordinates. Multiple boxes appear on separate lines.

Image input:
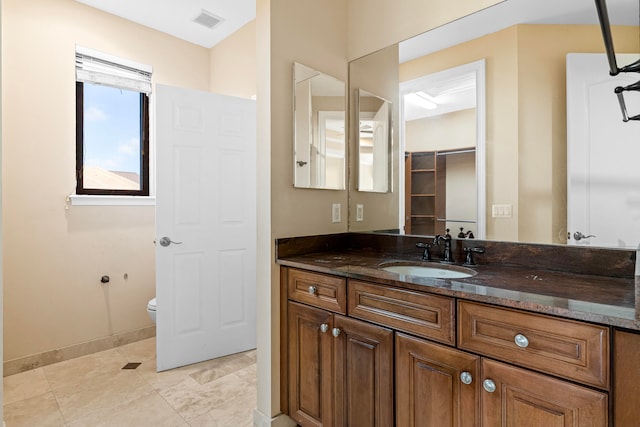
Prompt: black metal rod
<box><xmin>594</xmin><ymin>0</ymin><xmax>620</xmax><ymax>75</ymax></box>
<box><xmin>616</xmin><ymin>91</ymin><xmax>630</xmax><ymax>121</ymax></box>
<box><xmin>620</xmin><ymin>58</ymin><xmax>640</xmax><ymax>74</ymax></box>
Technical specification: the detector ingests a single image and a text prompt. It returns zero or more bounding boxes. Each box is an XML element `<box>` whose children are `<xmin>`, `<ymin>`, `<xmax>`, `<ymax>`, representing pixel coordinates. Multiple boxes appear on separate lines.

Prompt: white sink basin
<box><xmin>381</xmin><ymin>264</ymin><xmax>476</xmax><ymax>279</ymax></box>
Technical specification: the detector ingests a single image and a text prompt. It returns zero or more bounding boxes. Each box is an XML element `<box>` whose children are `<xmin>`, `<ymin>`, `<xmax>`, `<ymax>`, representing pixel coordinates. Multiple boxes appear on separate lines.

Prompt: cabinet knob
<box><xmin>308</xmin><ymin>285</ymin><xmax>317</xmax><ymax>295</ymax></box>
<box><xmin>460</xmin><ymin>371</ymin><xmax>473</xmax><ymax>385</ymax></box>
<box><xmin>514</xmin><ymin>333</ymin><xmax>529</xmax><ymax>348</ymax></box>
<box><xmin>483</xmin><ymin>379</ymin><xmax>496</xmax><ymax>393</ymax></box>
<box><xmin>320</xmin><ymin>323</ymin><xmax>329</xmax><ymax>333</ymax></box>
<box><xmin>332</xmin><ymin>328</ymin><xmax>341</xmax><ymax>337</ymax></box>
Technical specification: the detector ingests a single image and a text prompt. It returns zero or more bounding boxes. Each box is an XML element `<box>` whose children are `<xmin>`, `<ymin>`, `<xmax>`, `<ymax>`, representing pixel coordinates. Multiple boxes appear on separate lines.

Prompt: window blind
<box><xmin>75</xmin><ymin>46</ymin><xmax>152</xmax><ymax>94</ymax></box>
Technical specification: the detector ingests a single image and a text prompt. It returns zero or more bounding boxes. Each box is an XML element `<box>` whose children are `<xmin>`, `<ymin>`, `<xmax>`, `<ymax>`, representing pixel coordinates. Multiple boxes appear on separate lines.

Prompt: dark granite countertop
<box><xmin>277</xmin><ymin>249</ymin><xmax>640</xmax><ymax>331</ymax></box>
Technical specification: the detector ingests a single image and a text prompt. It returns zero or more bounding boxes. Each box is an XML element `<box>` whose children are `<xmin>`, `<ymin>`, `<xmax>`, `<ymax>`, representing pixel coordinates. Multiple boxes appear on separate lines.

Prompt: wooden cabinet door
<box><xmin>395</xmin><ymin>333</ymin><xmax>480</xmax><ymax>427</ymax></box>
<box><xmin>614</xmin><ymin>329</ymin><xmax>640</xmax><ymax>426</ymax></box>
<box><xmin>481</xmin><ymin>359</ymin><xmax>608</xmax><ymax>426</ymax></box>
<box><xmin>288</xmin><ymin>302</ymin><xmax>334</xmax><ymax>427</ymax></box>
<box><xmin>333</xmin><ymin>314</ymin><xmax>394</xmax><ymax>427</ymax></box>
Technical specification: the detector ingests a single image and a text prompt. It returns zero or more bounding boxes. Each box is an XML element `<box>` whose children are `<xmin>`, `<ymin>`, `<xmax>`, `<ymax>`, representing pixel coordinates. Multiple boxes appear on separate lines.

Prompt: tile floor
<box><xmin>3</xmin><ymin>337</ymin><xmax>257</xmax><ymax>426</ymax></box>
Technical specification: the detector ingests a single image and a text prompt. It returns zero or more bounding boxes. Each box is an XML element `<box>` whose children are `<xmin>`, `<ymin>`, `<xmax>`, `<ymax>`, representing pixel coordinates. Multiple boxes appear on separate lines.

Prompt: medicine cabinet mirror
<box><xmin>293</xmin><ymin>62</ymin><xmax>346</xmax><ymax>190</ymax></box>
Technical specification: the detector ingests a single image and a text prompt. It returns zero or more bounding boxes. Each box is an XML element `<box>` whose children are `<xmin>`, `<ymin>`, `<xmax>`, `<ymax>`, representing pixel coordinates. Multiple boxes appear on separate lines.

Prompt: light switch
<box><xmin>332</xmin><ymin>203</ymin><xmax>341</xmax><ymax>223</ymax></box>
<box><xmin>492</xmin><ymin>204</ymin><xmax>513</xmax><ymax>218</ymax></box>
<box><xmin>356</xmin><ymin>204</ymin><xmax>364</xmax><ymax>222</ymax></box>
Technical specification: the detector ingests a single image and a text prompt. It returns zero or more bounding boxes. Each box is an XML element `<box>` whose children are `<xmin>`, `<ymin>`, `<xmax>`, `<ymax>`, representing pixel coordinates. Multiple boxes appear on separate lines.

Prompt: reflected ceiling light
<box><xmin>405</xmin><ymin>92</ymin><xmax>438</xmax><ymax>110</ymax></box>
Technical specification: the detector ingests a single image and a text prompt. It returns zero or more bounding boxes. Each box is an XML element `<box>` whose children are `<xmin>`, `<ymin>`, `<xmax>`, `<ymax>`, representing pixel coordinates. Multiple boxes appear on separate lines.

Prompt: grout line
<box><xmin>40</xmin><ymin>368</ymin><xmax>69</xmax><ymax>427</ymax></box>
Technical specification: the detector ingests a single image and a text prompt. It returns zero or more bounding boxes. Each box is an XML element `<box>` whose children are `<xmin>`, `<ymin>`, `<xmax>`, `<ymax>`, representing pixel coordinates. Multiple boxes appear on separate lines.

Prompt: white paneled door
<box><xmin>567</xmin><ymin>53</ymin><xmax>640</xmax><ymax>248</ymax></box>
<box><xmin>155</xmin><ymin>84</ymin><xmax>256</xmax><ymax>371</ymax></box>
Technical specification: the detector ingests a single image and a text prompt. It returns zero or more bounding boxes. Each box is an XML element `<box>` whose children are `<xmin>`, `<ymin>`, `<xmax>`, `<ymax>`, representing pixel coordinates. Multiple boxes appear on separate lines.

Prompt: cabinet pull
<box><xmin>483</xmin><ymin>379</ymin><xmax>496</xmax><ymax>393</ymax></box>
<box><xmin>514</xmin><ymin>333</ymin><xmax>529</xmax><ymax>348</ymax></box>
<box><xmin>320</xmin><ymin>323</ymin><xmax>329</xmax><ymax>333</ymax></box>
<box><xmin>332</xmin><ymin>328</ymin><xmax>341</xmax><ymax>337</ymax></box>
<box><xmin>460</xmin><ymin>371</ymin><xmax>473</xmax><ymax>385</ymax></box>
<box><xmin>308</xmin><ymin>285</ymin><xmax>317</xmax><ymax>295</ymax></box>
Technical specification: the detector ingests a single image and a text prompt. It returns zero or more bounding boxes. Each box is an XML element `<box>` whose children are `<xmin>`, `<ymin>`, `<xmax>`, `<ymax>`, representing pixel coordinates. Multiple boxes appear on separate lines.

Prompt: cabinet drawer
<box><xmin>287</xmin><ymin>268</ymin><xmax>347</xmax><ymax>314</ymax></box>
<box><xmin>458</xmin><ymin>301</ymin><xmax>609</xmax><ymax>389</ymax></box>
<box><xmin>348</xmin><ymin>280</ymin><xmax>455</xmax><ymax>345</ymax></box>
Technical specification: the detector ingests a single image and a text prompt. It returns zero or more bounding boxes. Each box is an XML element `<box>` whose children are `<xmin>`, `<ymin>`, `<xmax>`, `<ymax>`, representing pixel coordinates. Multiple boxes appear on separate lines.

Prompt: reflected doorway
<box><xmin>400</xmin><ymin>60</ymin><xmax>486</xmax><ymax>238</ymax></box>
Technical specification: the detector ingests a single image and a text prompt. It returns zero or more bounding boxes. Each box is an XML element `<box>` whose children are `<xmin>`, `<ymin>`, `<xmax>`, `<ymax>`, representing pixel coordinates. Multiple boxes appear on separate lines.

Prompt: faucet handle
<box><xmin>416</xmin><ymin>242</ymin><xmax>432</xmax><ymax>261</ymax></box>
<box><xmin>464</xmin><ymin>246</ymin><xmax>485</xmax><ymax>266</ymax></box>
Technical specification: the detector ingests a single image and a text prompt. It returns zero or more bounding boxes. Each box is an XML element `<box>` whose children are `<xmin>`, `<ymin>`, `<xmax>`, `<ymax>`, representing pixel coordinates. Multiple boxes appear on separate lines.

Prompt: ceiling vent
<box><xmin>192</xmin><ymin>10</ymin><xmax>224</xmax><ymax>29</ymax></box>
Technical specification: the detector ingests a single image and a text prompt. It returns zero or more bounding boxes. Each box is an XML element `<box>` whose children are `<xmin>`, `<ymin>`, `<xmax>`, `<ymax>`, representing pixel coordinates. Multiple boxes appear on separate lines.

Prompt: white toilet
<box><xmin>147</xmin><ymin>297</ymin><xmax>156</xmax><ymax>323</ymax></box>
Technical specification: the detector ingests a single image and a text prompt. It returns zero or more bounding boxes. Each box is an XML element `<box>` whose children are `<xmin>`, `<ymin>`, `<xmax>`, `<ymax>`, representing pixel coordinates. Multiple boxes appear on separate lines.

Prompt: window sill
<box><xmin>68</xmin><ymin>195</ymin><xmax>156</xmax><ymax>206</ymax></box>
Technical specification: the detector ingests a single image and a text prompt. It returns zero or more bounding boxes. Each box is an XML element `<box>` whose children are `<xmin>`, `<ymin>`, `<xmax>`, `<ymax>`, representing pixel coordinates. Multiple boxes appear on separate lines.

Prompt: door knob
<box><xmin>573</xmin><ymin>231</ymin><xmax>596</xmax><ymax>241</ymax></box>
<box><xmin>159</xmin><ymin>236</ymin><xmax>183</xmax><ymax>247</ymax></box>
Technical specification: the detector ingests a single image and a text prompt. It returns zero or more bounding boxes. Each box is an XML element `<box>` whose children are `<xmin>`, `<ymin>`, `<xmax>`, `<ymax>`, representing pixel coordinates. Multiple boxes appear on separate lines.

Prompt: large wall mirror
<box><xmin>348</xmin><ymin>0</ymin><xmax>640</xmax><ymax>248</ymax></box>
<box><xmin>293</xmin><ymin>62</ymin><xmax>346</xmax><ymax>190</ymax></box>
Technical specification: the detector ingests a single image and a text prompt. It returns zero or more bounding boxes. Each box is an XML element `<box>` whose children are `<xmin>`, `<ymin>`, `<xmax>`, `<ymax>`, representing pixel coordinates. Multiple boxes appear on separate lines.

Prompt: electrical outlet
<box><xmin>356</xmin><ymin>204</ymin><xmax>364</xmax><ymax>222</ymax></box>
<box><xmin>492</xmin><ymin>204</ymin><xmax>513</xmax><ymax>218</ymax></box>
<box><xmin>332</xmin><ymin>203</ymin><xmax>341</xmax><ymax>223</ymax></box>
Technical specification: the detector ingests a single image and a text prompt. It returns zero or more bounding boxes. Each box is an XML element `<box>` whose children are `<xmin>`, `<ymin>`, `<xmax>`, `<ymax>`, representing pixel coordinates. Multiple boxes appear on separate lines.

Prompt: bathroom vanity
<box><xmin>277</xmin><ymin>233</ymin><xmax>640</xmax><ymax>426</ymax></box>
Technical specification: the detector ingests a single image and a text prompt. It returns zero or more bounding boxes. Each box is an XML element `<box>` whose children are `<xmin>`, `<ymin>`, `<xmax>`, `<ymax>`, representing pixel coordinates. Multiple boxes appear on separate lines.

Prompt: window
<box><xmin>75</xmin><ymin>47</ymin><xmax>152</xmax><ymax>196</ymax></box>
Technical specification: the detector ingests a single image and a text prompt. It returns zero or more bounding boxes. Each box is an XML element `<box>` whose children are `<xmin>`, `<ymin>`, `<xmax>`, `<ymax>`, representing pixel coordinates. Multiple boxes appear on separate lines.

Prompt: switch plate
<box><xmin>356</xmin><ymin>204</ymin><xmax>364</xmax><ymax>222</ymax></box>
<box><xmin>492</xmin><ymin>204</ymin><xmax>513</xmax><ymax>218</ymax></box>
<box><xmin>332</xmin><ymin>203</ymin><xmax>341</xmax><ymax>223</ymax></box>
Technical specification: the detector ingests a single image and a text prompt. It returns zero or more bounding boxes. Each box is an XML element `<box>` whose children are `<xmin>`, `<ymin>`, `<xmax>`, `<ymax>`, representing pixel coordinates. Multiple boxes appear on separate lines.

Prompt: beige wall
<box><xmin>255</xmin><ymin>0</ymin><xmax>350</xmax><ymax>421</ymax></box>
<box><xmin>399</xmin><ymin>24</ymin><xmax>639</xmax><ymax>244</ymax></box>
<box><xmin>405</xmin><ymin>109</ymin><xmax>476</xmax><ymax>152</ymax></box>
<box><xmin>347</xmin><ymin>0</ymin><xmax>504</xmax><ymax>60</ymax></box>
<box><xmin>270</xmin><ymin>0</ymin><xmax>349</xmax><ymax>240</ymax></box>
<box><xmin>209</xmin><ymin>20</ymin><xmax>257</xmax><ymax>98</ymax></box>
<box><xmin>2</xmin><ymin>0</ymin><xmax>210</xmax><ymax>361</ymax></box>
<box><xmin>0</xmin><ymin>0</ymin><xmax>4</xmax><ymax>415</ymax></box>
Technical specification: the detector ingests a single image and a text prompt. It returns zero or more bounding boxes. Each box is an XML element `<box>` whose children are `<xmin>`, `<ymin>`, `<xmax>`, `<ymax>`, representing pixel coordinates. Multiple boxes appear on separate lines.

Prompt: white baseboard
<box><xmin>253</xmin><ymin>409</ymin><xmax>296</xmax><ymax>427</ymax></box>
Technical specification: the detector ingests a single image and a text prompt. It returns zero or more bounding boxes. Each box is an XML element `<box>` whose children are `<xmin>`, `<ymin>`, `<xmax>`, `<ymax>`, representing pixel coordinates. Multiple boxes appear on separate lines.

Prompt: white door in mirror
<box><xmin>567</xmin><ymin>53</ymin><xmax>640</xmax><ymax>248</ymax></box>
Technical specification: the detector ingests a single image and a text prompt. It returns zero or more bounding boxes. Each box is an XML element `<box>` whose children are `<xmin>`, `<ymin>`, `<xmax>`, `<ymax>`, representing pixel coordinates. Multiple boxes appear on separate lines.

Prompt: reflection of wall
<box><xmin>346</xmin><ymin>0</ymin><xmax>503</xmax><ymax>60</ymax></box>
<box><xmin>312</xmin><ymin>97</ymin><xmax>345</xmax><ymax>189</ymax></box>
<box><xmin>446</xmin><ymin>152</ymin><xmax>477</xmax><ymax>235</ymax></box>
<box><xmin>400</xmin><ymin>24</ymin><xmax>640</xmax><ymax>244</ymax></box>
<box><xmin>349</xmin><ymin>44</ymin><xmax>400</xmax><ymax>231</ymax></box>
<box><xmin>405</xmin><ymin>109</ymin><xmax>476</xmax><ymax>151</ymax></box>
<box><xmin>295</xmin><ymin>80</ymin><xmax>313</xmax><ymax>186</ymax></box>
